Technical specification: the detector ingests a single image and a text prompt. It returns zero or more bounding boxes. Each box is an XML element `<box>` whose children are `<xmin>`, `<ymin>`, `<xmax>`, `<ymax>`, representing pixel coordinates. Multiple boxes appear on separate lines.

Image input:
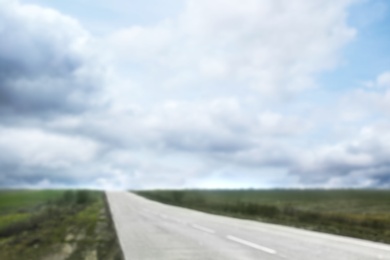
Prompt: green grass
<box><xmin>0</xmin><ymin>190</ymin><xmax>66</xmax><ymax>213</ymax></box>
<box><xmin>136</xmin><ymin>189</ymin><xmax>390</xmax><ymax>244</ymax></box>
<box><xmin>0</xmin><ymin>190</ymin><xmax>122</xmax><ymax>260</ymax></box>
<box><xmin>0</xmin><ymin>213</ymin><xmax>31</xmax><ymax>230</ymax></box>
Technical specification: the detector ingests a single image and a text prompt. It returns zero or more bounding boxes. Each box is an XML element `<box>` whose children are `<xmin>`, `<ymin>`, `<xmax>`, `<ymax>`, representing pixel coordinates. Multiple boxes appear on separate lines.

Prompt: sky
<box><xmin>0</xmin><ymin>0</ymin><xmax>389</xmax><ymax>190</ymax></box>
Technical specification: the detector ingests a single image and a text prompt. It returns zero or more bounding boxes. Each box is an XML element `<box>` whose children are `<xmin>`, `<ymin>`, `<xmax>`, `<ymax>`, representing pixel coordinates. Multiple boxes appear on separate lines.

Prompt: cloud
<box><xmin>341</xmin><ymin>71</ymin><xmax>390</xmax><ymax>119</ymax></box>
<box><xmin>1</xmin><ymin>0</ymin><xmax>389</xmax><ymax>190</ymax></box>
<box><xmin>377</xmin><ymin>71</ymin><xmax>390</xmax><ymax>88</ymax></box>
<box><xmin>364</xmin><ymin>71</ymin><xmax>390</xmax><ymax>88</ymax></box>
<box><xmin>0</xmin><ymin>126</ymin><xmax>100</xmax><ymax>187</ymax></box>
<box><xmin>108</xmin><ymin>0</ymin><xmax>356</xmax><ymax>97</ymax></box>
<box><xmin>40</xmin><ymin>98</ymin><xmax>314</xmax><ymax>189</ymax></box>
<box><xmin>0</xmin><ymin>0</ymin><xmax>105</xmax><ymax>117</ymax></box>
<box><xmin>288</xmin><ymin>121</ymin><xmax>390</xmax><ymax>188</ymax></box>
<box><xmin>50</xmin><ymin>98</ymin><xmax>309</xmax><ymax>154</ymax></box>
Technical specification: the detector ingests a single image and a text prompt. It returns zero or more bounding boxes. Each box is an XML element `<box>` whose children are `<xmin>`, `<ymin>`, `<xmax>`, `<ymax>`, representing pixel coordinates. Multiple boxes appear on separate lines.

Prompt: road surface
<box><xmin>106</xmin><ymin>191</ymin><xmax>390</xmax><ymax>260</ymax></box>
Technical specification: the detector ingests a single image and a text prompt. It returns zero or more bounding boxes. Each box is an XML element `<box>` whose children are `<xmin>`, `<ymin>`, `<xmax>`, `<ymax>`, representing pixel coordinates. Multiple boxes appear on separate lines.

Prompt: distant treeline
<box><xmin>136</xmin><ymin>189</ymin><xmax>390</xmax><ymax>244</ymax></box>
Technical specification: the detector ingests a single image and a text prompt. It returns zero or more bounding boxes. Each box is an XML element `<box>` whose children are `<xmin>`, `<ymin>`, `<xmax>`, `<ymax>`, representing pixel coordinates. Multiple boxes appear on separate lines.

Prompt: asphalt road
<box><xmin>106</xmin><ymin>191</ymin><xmax>390</xmax><ymax>260</ymax></box>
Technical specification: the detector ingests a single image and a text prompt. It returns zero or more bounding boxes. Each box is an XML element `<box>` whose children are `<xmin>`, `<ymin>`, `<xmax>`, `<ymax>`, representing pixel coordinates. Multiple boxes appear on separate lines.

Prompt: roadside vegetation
<box><xmin>0</xmin><ymin>190</ymin><xmax>122</xmax><ymax>260</ymax></box>
<box><xmin>136</xmin><ymin>189</ymin><xmax>390</xmax><ymax>244</ymax></box>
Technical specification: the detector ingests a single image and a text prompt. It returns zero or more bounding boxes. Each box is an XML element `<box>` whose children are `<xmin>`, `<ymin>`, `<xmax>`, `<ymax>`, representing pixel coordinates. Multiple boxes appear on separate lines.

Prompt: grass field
<box><xmin>0</xmin><ymin>189</ymin><xmax>122</xmax><ymax>260</ymax></box>
<box><xmin>0</xmin><ymin>190</ymin><xmax>66</xmax><ymax>232</ymax></box>
<box><xmin>136</xmin><ymin>189</ymin><xmax>390</xmax><ymax>244</ymax></box>
<box><xmin>0</xmin><ymin>190</ymin><xmax>65</xmax><ymax>212</ymax></box>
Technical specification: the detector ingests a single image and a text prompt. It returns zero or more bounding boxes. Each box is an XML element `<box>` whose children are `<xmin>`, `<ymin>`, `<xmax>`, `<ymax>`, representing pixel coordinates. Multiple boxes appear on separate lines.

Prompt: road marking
<box><xmin>191</xmin><ymin>224</ymin><xmax>216</xmax><ymax>234</ymax></box>
<box><xmin>226</xmin><ymin>235</ymin><xmax>276</xmax><ymax>255</ymax></box>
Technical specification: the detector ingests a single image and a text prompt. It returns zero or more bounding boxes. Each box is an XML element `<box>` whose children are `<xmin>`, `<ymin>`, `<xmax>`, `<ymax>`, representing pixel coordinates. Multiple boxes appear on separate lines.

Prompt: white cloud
<box><xmin>67</xmin><ymin>98</ymin><xmax>310</xmax><ymax>155</ymax></box>
<box><xmin>364</xmin><ymin>71</ymin><xmax>390</xmax><ymax>88</ymax></box>
<box><xmin>0</xmin><ymin>127</ymin><xmax>99</xmax><ymax>169</ymax></box>
<box><xmin>377</xmin><ymin>71</ymin><xmax>390</xmax><ymax>88</ymax></box>
<box><xmin>108</xmin><ymin>0</ymin><xmax>356</xmax><ymax>97</ymax></box>
<box><xmin>0</xmin><ymin>0</ymin><xmax>106</xmax><ymax>115</ymax></box>
<box><xmin>289</xmin><ymin>123</ymin><xmax>390</xmax><ymax>187</ymax></box>
<box><xmin>3</xmin><ymin>0</ymin><xmax>390</xmax><ymax>189</ymax></box>
<box><xmin>341</xmin><ymin>71</ymin><xmax>390</xmax><ymax>120</ymax></box>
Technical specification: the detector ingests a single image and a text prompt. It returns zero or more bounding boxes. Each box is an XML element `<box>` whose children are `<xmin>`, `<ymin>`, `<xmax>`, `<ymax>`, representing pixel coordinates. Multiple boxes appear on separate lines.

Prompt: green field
<box><xmin>0</xmin><ymin>190</ymin><xmax>65</xmax><ymax>212</ymax></box>
<box><xmin>0</xmin><ymin>190</ymin><xmax>66</xmax><ymax>231</ymax></box>
<box><xmin>0</xmin><ymin>189</ymin><xmax>122</xmax><ymax>260</ymax></box>
<box><xmin>136</xmin><ymin>189</ymin><xmax>390</xmax><ymax>244</ymax></box>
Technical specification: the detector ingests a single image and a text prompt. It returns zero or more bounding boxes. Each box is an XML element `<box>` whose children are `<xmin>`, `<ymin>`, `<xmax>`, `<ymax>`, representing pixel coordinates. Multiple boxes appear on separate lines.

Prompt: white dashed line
<box><xmin>191</xmin><ymin>224</ymin><xmax>216</xmax><ymax>234</ymax></box>
<box><xmin>226</xmin><ymin>235</ymin><xmax>276</xmax><ymax>255</ymax></box>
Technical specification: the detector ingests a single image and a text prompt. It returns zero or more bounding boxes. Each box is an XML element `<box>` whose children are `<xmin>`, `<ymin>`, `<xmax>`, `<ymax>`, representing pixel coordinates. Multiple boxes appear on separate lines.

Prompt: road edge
<box><xmin>103</xmin><ymin>191</ymin><xmax>126</xmax><ymax>260</ymax></box>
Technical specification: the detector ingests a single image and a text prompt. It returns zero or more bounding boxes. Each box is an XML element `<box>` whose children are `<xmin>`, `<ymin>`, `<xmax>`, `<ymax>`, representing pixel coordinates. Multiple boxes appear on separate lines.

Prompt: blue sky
<box><xmin>320</xmin><ymin>0</ymin><xmax>390</xmax><ymax>90</ymax></box>
<box><xmin>0</xmin><ymin>0</ymin><xmax>389</xmax><ymax>189</ymax></box>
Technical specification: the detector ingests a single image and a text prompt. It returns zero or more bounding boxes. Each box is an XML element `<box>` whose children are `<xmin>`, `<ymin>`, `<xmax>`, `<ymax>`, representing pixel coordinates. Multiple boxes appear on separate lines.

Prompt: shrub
<box><xmin>75</xmin><ymin>190</ymin><xmax>91</xmax><ymax>205</ymax></box>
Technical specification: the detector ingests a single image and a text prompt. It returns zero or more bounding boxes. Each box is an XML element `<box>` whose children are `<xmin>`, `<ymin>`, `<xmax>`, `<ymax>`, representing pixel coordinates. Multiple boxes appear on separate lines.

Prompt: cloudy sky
<box><xmin>0</xmin><ymin>0</ymin><xmax>389</xmax><ymax>190</ymax></box>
